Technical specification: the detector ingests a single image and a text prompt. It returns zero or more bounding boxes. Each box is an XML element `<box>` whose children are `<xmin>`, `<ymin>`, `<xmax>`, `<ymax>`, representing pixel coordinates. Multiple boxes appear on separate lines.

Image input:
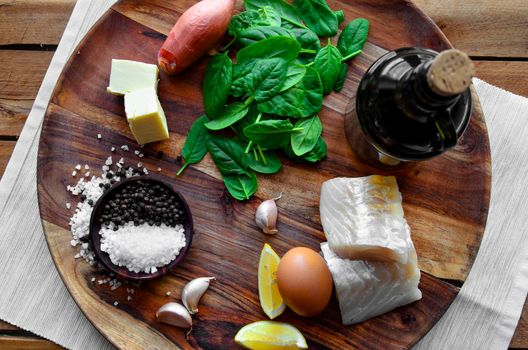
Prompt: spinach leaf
<box><xmin>293</xmin><ymin>0</ymin><xmax>338</xmax><ymax>37</ymax></box>
<box><xmin>247</xmin><ymin>58</ymin><xmax>289</xmax><ymax>101</ymax></box>
<box><xmin>206</xmin><ymin>135</ymin><xmax>249</xmax><ymax>175</ymax></box>
<box><xmin>337</xmin><ymin>18</ymin><xmax>369</xmax><ymax>60</ymax></box>
<box><xmin>291</xmin><ymin>115</ymin><xmax>322</xmax><ymax>155</ymax></box>
<box><xmin>281</xmin><ymin>21</ymin><xmax>298</xmax><ymax>30</ymax></box>
<box><xmin>260</xmin><ymin>6</ymin><xmax>282</xmax><ymax>26</ymax></box>
<box><xmin>334</xmin><ymin>10</ymin><xmax>345</xmax><ymax>24</ymax></box>
<box><xmin>238</xmin><ymin>26</ymin><xmax>294</xmax><ymax>47</ymax></box>
<box><xmin>237</xmin><ymin>36</ymin><xmax>301</xmax><ymax>62</ymax></box>
<box><xmin>243</xmin><ymin>119</ymin><xmax>295</xmax><ymax>149</ymax></box>
<box><xmin>295</xmin><ymin>56</ymin><xmax>315</xmax><ymax>66</ymax></box>
<box><xmin>303</xmin><ymin>136</ymin><xmax>327</xmax><ymax>162</ymax></box>
<box><xmin>231</xmin><ymin>59</ymin><xmax>258</xmax><ymax>98</ymax></box>
<box><xmin>204</xmin><ymin>102</ymin><xmax>249</xmax><ymax>130</ymax></box>
<box><xmin>177</xmin><ymin>115</ymin><xmax>209</xmax><ymax>175</ymax></box>
<box><xmin>232</xmin><ymin>58</ymin><xmax>289</xmax><ymax>101</ymax></box>
<box><xmin>233</xmin><ymin>104</ymin><xmax>260</xmax><ymax>136</ymax></box>
<box><xmin>248</xmin><ymin>149</ymin><xmax>282</xmax><ymax>174</ymax></box>
<box><xmin>313</xmin><ymin>41</ymin><xmax>343</xmax><ymax>94</ymax></box>
<box><xmin>333</xmin><ymin>63</ymin><xmax>348</xmax><ymax>92</ymax></box>
<box><xmin>291</xmin><ymin>28</ymin><xmax>321</xmax><ymax>52</ymax></box>
<box><xmin>280</xmin><ymin>64</ymin><xmax>306</xmax><ymax>92</ymax></box>
<box><xmin>203</xmin><ymin>52</ymin><xmax>232</xmax><ymax>118</ymax></box>
<box><xmin>228</xmin><ymin>7</ymin><xmax>282</xmax><ymax>37</ymax></box>
<box><xmin>245</xmin><ymin>0</ymin><xmax>305</xmax><ymax>29</ymax></box>
<box><xmin>283</xmin><ymin>135</ymin><xmax>327</xmax><ymax>162</ymax></box>
<box><xmin>223</xmin><ymin>171</ymin><xmax>258</xmax><ymax>200</ymax></box>
<box><xmin>258</xmin><ymin>66</ymin><xmax>323</xmax><ymax>118</ymax></box>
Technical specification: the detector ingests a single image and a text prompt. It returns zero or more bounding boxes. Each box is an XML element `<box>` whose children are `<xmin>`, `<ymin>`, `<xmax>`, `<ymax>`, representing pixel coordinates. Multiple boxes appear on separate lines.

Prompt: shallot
<box><xmin>158</xmin><ymin>0</ymin><xmax>236</xmax><ymax>74</ymax></box>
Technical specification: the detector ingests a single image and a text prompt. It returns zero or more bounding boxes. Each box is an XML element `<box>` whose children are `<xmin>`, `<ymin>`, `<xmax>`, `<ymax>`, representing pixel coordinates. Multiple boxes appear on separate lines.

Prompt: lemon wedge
<box><xmin>235</xmin><ymin>321</ymin><xmax>308</xmax><ymax>350</ymax></box>
<box><xmin>258</xmin><ymin>243</ymin><xmax>286</xmax><ymax>319</ymax></box>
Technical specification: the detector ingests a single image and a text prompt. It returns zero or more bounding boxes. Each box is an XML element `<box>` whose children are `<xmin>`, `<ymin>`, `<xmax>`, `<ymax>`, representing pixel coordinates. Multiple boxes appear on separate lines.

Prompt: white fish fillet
<box><xmin>321</xmin><ymin>243</ymin><xmax>422</xmax><ymax>325</ymax></box>
<box><xmin>320</xmin><ymin>175</ymin><xmax>413</xmax><ymax>264</ymax></box>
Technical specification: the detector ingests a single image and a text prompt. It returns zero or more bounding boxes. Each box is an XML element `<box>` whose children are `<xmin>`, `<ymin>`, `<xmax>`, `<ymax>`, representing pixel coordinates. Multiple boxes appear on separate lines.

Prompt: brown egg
<box><xmin>277</xmin><ymin>247</ymin><xmax>333</xmax><ymax>317</ymax></box>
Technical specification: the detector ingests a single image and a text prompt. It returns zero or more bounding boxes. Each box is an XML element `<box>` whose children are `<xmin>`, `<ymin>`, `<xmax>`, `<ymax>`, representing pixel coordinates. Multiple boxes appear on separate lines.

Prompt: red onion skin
<box><xmin>158</xmin><ymin>0</ymin><xmax>236</xmax><ymax>74</ymax></box>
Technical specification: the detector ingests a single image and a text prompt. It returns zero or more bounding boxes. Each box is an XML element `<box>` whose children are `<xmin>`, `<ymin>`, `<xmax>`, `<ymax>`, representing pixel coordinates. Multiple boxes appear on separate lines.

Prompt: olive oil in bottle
<box><xmin>345</xmin><ymin>48</ymin><xmax>474</xmax><ymax>167</ymax></box>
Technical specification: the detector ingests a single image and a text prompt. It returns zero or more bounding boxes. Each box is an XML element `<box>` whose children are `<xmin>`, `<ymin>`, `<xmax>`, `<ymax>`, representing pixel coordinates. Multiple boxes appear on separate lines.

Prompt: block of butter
<box><xmin>107</xmin><ymin>59</ymin><xmax>158</xmax><ymax>95</ymax></box>
<box><xmin>124</xmin><ymin>87</ymin><xmax>169</xmax><ymax>145</ymax></box>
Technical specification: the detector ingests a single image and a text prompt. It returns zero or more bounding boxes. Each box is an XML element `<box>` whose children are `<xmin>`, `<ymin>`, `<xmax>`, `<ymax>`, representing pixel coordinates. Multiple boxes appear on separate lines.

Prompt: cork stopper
<box><xmin>426</xmin><ymin>49</ymin><xmax>475</xmax><ymax>96</ymax></box>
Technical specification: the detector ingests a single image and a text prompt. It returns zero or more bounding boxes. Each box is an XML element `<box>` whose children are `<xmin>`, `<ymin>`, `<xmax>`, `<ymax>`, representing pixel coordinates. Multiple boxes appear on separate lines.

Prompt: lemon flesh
<box><xmin>258</xmin><ymin>243</ymin><xmax>286</xmax><ymax>319</ymax></box>
<box><xmin>235</xmin><ymin>321</ymin><xmax>308</xmax><ymax>350</ymax></box>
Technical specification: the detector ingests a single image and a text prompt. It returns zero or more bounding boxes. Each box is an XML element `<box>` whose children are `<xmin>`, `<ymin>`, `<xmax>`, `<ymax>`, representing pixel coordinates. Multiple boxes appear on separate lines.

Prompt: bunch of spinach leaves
<box><xmin>178</xmin><ymin>0</ymin><xmax>369</xmax><ymax>200</ymax></box>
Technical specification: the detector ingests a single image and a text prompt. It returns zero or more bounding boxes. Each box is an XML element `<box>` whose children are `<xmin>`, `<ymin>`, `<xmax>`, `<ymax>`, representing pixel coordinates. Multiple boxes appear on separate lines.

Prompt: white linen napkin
<box><xmin>0</xmin><ymin>1</ymin><xmax>526</xmax><ymax>349</ymax></box>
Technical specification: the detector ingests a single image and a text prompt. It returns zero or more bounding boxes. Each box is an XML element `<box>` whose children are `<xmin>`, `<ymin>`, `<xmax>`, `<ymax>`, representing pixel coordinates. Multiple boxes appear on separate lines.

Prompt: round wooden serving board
<box><xmin>37</xmin><ymin>0</ymin><xmax>491</xmax><ymax>349</ymax></box>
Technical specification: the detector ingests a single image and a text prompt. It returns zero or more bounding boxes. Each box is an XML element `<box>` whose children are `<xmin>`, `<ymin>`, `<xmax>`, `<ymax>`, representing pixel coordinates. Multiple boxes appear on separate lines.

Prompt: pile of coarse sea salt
<box><xmin>100</xmin><ymin>222</ymin><xmax>186</xmax><ymax>274</ymax></box>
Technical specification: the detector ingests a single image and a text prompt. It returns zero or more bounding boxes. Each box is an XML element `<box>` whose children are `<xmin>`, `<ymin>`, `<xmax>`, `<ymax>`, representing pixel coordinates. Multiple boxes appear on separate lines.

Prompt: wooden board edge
<box><xmin>465</xmin><ymin>85</ymin><xmax>492</xmax><ymax>276</ymax></box>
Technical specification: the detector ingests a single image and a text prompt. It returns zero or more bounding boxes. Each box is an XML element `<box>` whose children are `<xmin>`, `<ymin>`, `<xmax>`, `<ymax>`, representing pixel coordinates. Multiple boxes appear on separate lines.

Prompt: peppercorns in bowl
<box><xmin>89</xmin><ymin>177</ymin><xmax>193</xmax><ymax>280</ymax></box>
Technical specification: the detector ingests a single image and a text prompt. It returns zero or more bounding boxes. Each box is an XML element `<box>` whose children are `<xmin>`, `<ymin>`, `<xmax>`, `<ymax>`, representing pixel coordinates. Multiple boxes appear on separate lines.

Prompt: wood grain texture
<box><xmin>0</xmin><ymin>50</ymin><xmax>54</xmax><ymax>136</ymax></box>
<box><xmin>475</xmin><ymin>61</ymin><xmax>528</xmax><ymax>98</ymax></box>
<box><xmin>35</xmin><ymin>1</ymin><xmax>488</xmax><ymax>349</ymax></box>
<box><xmin>0</xmin><ymin>141</ymin><xmax>16</xmax><ymax>179</ymax></box>
<box><xmin>413</xmin><ymin>0</ymin><xmax>528</xmax><ymax>57</ymax></box>
<box><xmin>0</xmin><ymin>336</ymin><xmax>61</xmax><ymax>350</ymax></box>
<box><xmin>0</xmin><ymin>320</ymin><xmax>18</xmax><ymax>331</ymax></box>
<box><xmin>0</xmin><ymin>0</ymin><xmax>75</xmax><ymax>45</ymax></box>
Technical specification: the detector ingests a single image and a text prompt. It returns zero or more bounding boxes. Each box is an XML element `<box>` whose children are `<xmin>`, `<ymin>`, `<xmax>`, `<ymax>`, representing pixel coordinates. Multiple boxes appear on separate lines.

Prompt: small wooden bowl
<box><xmin>89</xmin><ymin>177</ymin><xmax>193</xmax><ymax>280</ymax></box>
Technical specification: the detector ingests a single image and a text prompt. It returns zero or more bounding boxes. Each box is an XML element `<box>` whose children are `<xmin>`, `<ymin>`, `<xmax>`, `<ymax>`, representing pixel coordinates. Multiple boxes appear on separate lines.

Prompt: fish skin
<box><xmin>319</xmin><ymin>175</ymin><xmax>414</xmax><ymax>264</ymax></box>
<box><xmin>321</xmin><ymin>243</ymin><xmax>422</xmax><ymax>325</ymax></box>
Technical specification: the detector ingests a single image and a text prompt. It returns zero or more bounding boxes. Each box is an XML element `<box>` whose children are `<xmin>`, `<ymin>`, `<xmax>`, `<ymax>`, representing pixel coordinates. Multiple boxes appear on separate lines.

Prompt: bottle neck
<box><xmin>395</xmin><ymin>61</ymin><xmax>461</xmax><ymax>121</ymax></box>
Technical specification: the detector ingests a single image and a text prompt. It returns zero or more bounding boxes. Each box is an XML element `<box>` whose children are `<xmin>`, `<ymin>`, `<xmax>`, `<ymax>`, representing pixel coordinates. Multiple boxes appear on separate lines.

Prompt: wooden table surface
<box><xmin>0</xmin><ymin>0</ymin><xmax>526</xmax><ymax>349</ymax></box>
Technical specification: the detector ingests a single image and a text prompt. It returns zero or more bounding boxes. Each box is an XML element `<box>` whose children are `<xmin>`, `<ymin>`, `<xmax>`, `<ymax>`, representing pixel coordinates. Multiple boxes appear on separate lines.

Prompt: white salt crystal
<box><xmin>85</xmin><ymin>164</ymin><xmax>90</xmax><ymax>170</ymax></box>
<box><xmin>137</xmin><ymin>162</ymin><xmax>143</xmax><ymax>167</ymax></box>
<box><xmin>165</xmin><ymin>291</ymin><xmax>171</xmax><ymax>296</ymax></box>
<box><xmin>97</xmin><ymin>134</ymin><xmax>102</xmax><ymax>139</ymax></box>
<box><xmin>75</xmin><ymin>164</ymin><xmax>81</xmax><ymax>170</ymax></box>
<box><xmin>113</xmin><ymin>301</ymin><xmax>118</xmax><ymax>306</ymax></box>
<box><xmin>99</xmin><ymin>222</ymin><xmax>186</xmax><ymax>274</ymax></box>
<box><xmin>157</xmin><ymin>168</ymin><xmax>162</xmax><ymax>172</ymax></box>
<box><xmin>139</xmin><ymin>153</ymin><xmax>144</xmax><ymax>158</ymax></box>
<box><xmin>85</xmin><ymin>172</ymin><xmax>90</xmax><ymax>177</ymax></box>
<box><xmin>72</xmin><ymin>171</ymin><xmax>77</xmax><ymax>177</ymax></box>
<box><xmin>121</xmin><ymin>145</ymin><xmax>129</xmax><ymax>151</ymax></box>
<box><xmin>70</xmin><ymin>240</ymin><xmax>77</xmax><ymax>247</ymax></box>
<box><xmin>66</xmin><ymin>203</ymin><xmax>71</xmax><ymax>209</ymax></box>
<box><xmin>119</xmin><ymin>157</ymin><xmax>124</xmax><ymax>164</ymax></box>
<box><xmin>134</xmin><ymin>150</ymin><xmax>140</xmax><ymax>155</ymax></box>
<box><xmin>143</xmin><ymin>168</ymin><xmax>149</xmax><ymax>175</ymax></box>
<box><xmin>127</xmin><ymin>296</ymin><xmax>133</xmax><ymax>301</ymax></box>
<box><xmin>105</xmin><ymin>157</ymin><xmax>112</xmax><ymax>166</ymax></box>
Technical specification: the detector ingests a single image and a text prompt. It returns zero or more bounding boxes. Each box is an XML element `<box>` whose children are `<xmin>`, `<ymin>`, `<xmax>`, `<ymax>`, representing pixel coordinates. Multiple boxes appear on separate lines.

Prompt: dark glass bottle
<box><xmin>345</xmin><ymin>48</ymin><xmax>473</xmax><ymax>166</ymax></box>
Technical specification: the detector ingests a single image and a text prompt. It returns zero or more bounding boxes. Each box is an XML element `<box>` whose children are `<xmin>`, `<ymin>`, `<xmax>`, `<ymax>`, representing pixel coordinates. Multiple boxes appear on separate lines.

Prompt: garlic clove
<box><xmin>156</xmin><ymin>302</ymin><xmax>192</xmax><ymax>329</ymax></box>
<box><xmin>182</xmin><ymin>277</ymin><xmax>215</xmax><ymax>314</ymax></box>
<box><xmin>255</xmin><ymin>199</ymin><xmax>278</xmax><ymax>235</ymax></box>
